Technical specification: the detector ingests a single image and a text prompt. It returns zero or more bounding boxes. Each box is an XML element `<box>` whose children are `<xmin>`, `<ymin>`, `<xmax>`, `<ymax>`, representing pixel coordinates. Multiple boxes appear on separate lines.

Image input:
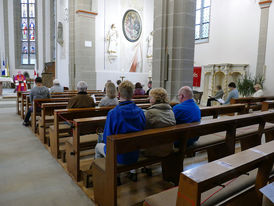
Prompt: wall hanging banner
<box><xmin>193</xmin><ymin>67</ymin><xmax>202</xmax><ymax>87</ymax></box>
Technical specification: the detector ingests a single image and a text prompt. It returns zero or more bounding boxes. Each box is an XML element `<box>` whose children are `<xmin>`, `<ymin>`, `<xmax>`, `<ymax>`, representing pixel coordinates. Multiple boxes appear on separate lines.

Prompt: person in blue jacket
<box><xmin>95</xmin><ymin>80</ymin><xmax>146</xmax><ymax>182</ymax></box>
<box><xmin>173</xmin><ymin>86</ymin><xmax>201</xmax><ymax>147</ymax></box>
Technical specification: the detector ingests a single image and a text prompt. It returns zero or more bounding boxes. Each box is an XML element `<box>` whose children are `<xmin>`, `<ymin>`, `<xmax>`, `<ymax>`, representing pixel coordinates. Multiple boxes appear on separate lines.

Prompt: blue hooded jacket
<box><xmin>103</xmin><ymin>101</ymin><xmax>146</xmax><ymax>165</ymax></box>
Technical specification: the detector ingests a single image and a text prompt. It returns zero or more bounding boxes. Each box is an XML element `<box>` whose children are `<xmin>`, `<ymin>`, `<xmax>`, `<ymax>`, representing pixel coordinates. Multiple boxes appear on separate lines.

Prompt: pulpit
<box><xmin>0</xmin><ymin>77</ymin><xmax>13</xmax><ymax>96</ymax></box>
<box><xmin>42</xmin><ymin>62</ymin><xmax>55</xmax><ymax>88</ymax></box>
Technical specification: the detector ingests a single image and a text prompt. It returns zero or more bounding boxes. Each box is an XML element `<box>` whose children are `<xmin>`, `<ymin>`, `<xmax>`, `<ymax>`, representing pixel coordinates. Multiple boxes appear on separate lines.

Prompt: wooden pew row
<box><xmin>91</xmin><ymin>111</ymin><xmax>274</xmax><ymax>206</ymax></box>
<box><xmin>21</xmin><ymin>92</ymin><xmax>107</xmax><ymax>120</ymax></box>
<box><xmin>143</xmin><ymin>141</ymin><xmax>274</xmax><ymax>206</ymax></box>
<box><xmin>48</xmin><ymin>103</ymin><xmax>160</xmax><ymax>159</ymax></box>
<box><xmin>52</xmin><ymin>104</ymin><xmax>246</xmax><ymax>163</ymax></box>
<box><xmin>16</xmin><ymin>90</ymin><xmax>105</xmax><ymax>116</ymax></box>
<box><xmin>31</xmin><ymin>98</ymin><xmax>150</xmax><ymax>133</ymax></box>
<box><xmin>65</xmin><ymin>104</ymin><xmax>247</xmax><ymax>183</ymax></box>
<box><xmin>38</xmin><ymin>99</ymin><xmax>151</xmax><ymax>143</ymax></box>
<box><xmin>262</xmin><ymin>100</ymin><xmax>274</xmax><ymax>112</ymax></box>
<box><xmin>16</xmin><ymin>91</ymin><xmax>28</xmax><ymax>115</ymax></box>
<box><xmin>231</xmin><ymin>96</ymin><xmax>274</xmax><ymax>111</ymax></box>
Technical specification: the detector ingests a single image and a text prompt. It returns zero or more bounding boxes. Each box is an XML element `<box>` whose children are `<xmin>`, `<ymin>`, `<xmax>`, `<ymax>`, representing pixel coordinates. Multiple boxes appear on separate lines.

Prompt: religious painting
<box><xmin>122</xmin><ymin>10</ymin><xmax>142</xmax><ymax>42</ymax></box>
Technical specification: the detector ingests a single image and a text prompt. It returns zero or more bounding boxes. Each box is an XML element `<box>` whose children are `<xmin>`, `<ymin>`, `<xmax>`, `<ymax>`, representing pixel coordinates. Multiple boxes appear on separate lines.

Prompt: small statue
<box><xmin>106</xmin><ymin>24</ymin><xmax>119</xmax><ymax>54</ymax></box>
<box><xmin>146</xmin><ymin>31</ymin><xmax>153</xmax><ymax>58</ymax></box>
<box><xmin>57</xmin><ymin>22</ymin><xmax>64</xmax><ymax>46</ymax></box>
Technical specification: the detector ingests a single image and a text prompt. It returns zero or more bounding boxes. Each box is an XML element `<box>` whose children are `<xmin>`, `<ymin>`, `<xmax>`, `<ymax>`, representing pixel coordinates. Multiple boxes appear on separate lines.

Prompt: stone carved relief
<box><xmin>146</xmin><ymin>31</ymin><xmax>153</xmax><ymax>59</ymax></box>
<box><xmin>57</xmin><ymin>22</ymin><xmax>64</xmax><ymax>47</ymax></box>
<box><xmin>200</xmin><ymin>64</ymin><xmax>248</xmax><ymax>105</ymax></box>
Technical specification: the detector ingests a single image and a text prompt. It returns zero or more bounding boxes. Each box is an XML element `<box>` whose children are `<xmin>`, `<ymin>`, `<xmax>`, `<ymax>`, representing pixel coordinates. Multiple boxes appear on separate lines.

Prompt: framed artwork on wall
<box><xmin>122</xmin><ymin>10</ymin><xmax>142</xmax><ymax>42</ymax></box>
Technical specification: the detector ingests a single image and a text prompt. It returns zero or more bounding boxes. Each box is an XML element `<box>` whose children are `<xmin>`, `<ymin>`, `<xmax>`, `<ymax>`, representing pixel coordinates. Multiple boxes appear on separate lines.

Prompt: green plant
<box><xmin>253</xmin><ymin>75</ymin><xmax>265</xmax><ymax>89</ymax></box>
<box><xmin>237</xmin><ymin>74</ymin><xmax>265</xmax><ymax>97</ymax></box>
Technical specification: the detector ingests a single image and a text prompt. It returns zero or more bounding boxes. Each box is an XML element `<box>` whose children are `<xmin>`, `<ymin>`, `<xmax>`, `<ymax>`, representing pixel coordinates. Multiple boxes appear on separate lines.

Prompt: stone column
<box><xmin>68</xmin><ymin>0</ymin><xmax>96</xmax><ymax>90</ymax></box>
<box><xmin>256</xmin><ymin>0</ymin><xmax>272</xmax><ymax>77</ymax></box>
<box><xmin>153</xmin><ymin>0</ymin><xmax>196</xmax><ymax>100</ymax></box>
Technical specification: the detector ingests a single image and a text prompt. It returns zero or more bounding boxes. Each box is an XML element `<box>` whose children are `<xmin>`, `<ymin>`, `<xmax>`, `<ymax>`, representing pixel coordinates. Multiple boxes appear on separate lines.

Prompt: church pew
<box><xmin>20</xmin><ymin>91</ymin><xmax>105</xmax><ymax>119</ymax></box>
<box><xmin>20</xmin><ymin>92</ymin><xmax>30</xmax><ymax>119</ymax></box>
<box><xmin>231</xmin><ymin>96</ymin><xmax>274</xmax><ymax>111</ymax></box>
<box><xmin>31</xmin><ymin>98</ymin><xmax>71</xmax><ymax>133</ymax></box>
<box><xmin>39</xmin><ymin>102</ymin><xmax>68</xmax><ymax>144</ymax></box>
<box><xmin>49</xmin><ymin>103</ymin><xmax>156</xmax><ymax>160</ymax></box>
<box><xmin>17</xmin><ymin>91</ymin><xmax>27</xmax><ymax>115</ymax></box>
<box><xmin>92</xmin><ymin>111</ymin><xmax>274</xmax><ymax>206</ymax></box>
<box><xmin>53</xmin><ymin>104</ymin><xmax>245</xmax><ymax>162</ymax></box>
<box><xmin>262</xmin><ymin>100</ymin><xmax>274</xmax><ymax>112</ymax></box>
<box><xmin>66</xmin><ymin>104</ymin><xmax>247</xmax><ymax>183</ymax></box>
<box><xmin>143</xmin><ymin>140</ymin><xmax>274</xmax><ymax>206</ymax></box>
<box><xmin>36</xmin><ymin>99</ymin><xmax>149</xmax><ymax>151</ymax></box>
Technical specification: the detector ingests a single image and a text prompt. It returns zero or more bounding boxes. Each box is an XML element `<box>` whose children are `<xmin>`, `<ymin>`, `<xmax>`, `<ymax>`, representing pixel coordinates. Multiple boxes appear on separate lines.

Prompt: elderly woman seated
<box><xmin>67</xmin><ymin>81</ymin><xmax>96</xmax><ymax>109</ymax></box>
<box><xmin>99</xmin><ymin>82</ymin><xmax>119</xmax><ymax>107</ymax></box>
<box><xmin>50</xmin><ymin>79</ymin><xmax>64</xmax><ymax>93</ymax></box>
<box><xmin>142</xmin><ymin>88</ymin><xmax>176</xmax><ymax>176</ymax></box>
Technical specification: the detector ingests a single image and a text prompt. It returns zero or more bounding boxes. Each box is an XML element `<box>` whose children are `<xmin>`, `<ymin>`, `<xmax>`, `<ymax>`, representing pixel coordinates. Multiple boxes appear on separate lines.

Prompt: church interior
<box><xmin>0</xmin><ymin>0</ymin><xmax>274</xmax><ymax>206</ymax></box>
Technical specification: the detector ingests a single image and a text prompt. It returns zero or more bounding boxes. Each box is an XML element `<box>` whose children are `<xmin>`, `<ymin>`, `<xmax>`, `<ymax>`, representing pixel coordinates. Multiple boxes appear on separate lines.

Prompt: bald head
<box><xmin>178</xmin><ymin>86</ymin><xmax>193</xmax><ymax>102</ymax></box>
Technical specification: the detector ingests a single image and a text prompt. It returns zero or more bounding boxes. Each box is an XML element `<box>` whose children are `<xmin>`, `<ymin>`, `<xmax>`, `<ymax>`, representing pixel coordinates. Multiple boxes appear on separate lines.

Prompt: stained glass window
<box><xmin>21</xmin><ymin>0</ymin><xmax>36</xmax><ymax>65</ymax></box>
<box><xmin>195</xmin><ymin>0</ymin><xmax>210</xmax><ymax>41</ymax></box>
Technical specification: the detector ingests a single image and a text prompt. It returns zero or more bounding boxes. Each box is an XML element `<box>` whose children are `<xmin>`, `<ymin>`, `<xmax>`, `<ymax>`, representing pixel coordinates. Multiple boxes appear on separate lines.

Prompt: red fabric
<box><xmin>15</xmin><ymin>74</ymin><xmax>27</xmax><ymax>92</ymax></box>
<box><xmin>193</xmin><ymin>67</ymin><xmax>202</xmax><ymax>87</ymax></box>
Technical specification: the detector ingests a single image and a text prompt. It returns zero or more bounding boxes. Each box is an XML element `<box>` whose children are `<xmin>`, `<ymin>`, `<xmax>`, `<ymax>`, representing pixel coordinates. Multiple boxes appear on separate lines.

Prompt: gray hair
<box><xmin>178</xmin><ymin>86</ymin><xmax>193</xmax><ymax>99</ymax></box>
<box><xmin>77</xmin><ymin>81</ymin><xmax>88</xmax><ymax>92</ymax></box>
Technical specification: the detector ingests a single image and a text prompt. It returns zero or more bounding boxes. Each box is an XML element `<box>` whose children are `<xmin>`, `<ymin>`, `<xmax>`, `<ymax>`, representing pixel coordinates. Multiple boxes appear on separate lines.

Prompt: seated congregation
<box><xmin>17</xmin><ymin>76</ymin><xmax>274</xmax><ymax>206</ymax></box>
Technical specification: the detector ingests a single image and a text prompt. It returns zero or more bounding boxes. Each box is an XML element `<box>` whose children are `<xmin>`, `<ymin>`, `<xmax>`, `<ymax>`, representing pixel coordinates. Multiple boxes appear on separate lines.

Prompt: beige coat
<box><xmin>144</xmin><ymin>103</ymin><xmax>176</xmax><ymax>157</ymax></box>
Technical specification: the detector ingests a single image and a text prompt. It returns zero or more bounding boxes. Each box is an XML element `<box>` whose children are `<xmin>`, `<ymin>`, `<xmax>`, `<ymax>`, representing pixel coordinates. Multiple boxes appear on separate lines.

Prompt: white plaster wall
<box><xmin>0</xmin><ymin>0</ymin><xmax>5</xmax><ymax>58</ymax></box>
<box><xmin>44</xmin><ymin>0</ymin><xmax>51</xmax><ymax>62</ymax></box>
<box><xmin>56</xmin><ymin>0</ymin><xmax>69</xmax><ymax>87</ymax></box>
<box><xmin>194</xmin><ymin>0</ymin><xmax>260</xmax><ymax>77</ymax></box>
<box><xmin>264</xmin><ymin>5</ymin><xmax>274</xmax><ymax>96</ymax></box>
<box><xmin>95</xmin><ymin>0</ymin><xmax>154</xmax><ymax>90</ymax></box>
<box><xmin>37</xmin><ymin>0</ymin><xmax>44</xmax><ymax>76</ymax></box>
<box><xmin>8</xmin><ymin>0</ymin><xmax>15</xmax><ymax>74</ymax></box>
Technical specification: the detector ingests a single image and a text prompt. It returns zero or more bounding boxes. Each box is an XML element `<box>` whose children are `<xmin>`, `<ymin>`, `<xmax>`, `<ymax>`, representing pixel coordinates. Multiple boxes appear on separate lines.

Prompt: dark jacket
<box><xmin>144</xmin><ymin>103</ymin><xmax>176</xmax><ymax>157</ymax></box>
<box><xmin>67</xmin><ymin>92</ymin><xmax>96</xmax><ymax>109</ymax></box>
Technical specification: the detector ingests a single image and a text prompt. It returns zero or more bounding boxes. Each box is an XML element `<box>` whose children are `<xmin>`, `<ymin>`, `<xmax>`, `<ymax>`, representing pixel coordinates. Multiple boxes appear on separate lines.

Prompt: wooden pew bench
<box><xmin>143</xmin><ymin>141</ymin><xmax>274</xmax><ymax>206</ymax></box>
<box><xmin>48</xmin><ymin>103</ymin><xmax>153</xmax><ymax>160</ymax></box>
<box><xmin>34</xmin><ymin>98</ymin><xmax>149</xmax><ymax>134</ymax></box>
<box><xmin>64</xmin><ymin>104</ymin><xmax>247</xmax><ymax>183</ymax></box>
<box><xmin>92</xmin><ymin>111</ymin><xmax>274</xmax><ymax>206</ymax></box>
<box><xmin>20</xmin><ymin>92</ymin><xmax>30</xmax><ymax>119</ymax></box>
<box><xmin>38</xmin><ymin>102</ymin><xmax>68</xmax><ymax>144</ymax></box>
<box><xmin>17</xmin><ymin>91</ymin><xmax>28</xmax><ymax>115</ymax></box>
<box><xmin>31</xmin><ymin>98</ymin><xmax>71</xmax><ymax>133</ymax></box>
<box><xmin>231</xmin><ymin>96</ymin><xmax>274</xmax><ymax>112</ymax></box>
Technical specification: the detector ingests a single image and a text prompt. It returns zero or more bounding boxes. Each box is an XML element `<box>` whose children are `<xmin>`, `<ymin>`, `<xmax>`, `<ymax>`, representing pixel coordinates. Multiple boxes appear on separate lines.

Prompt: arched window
<box><xmin>195</xmin><ymin>0</ymin><xmax>210</xmax><ymax>42</ymax></box>
<box><xmin>21</xmin><ymin>0</ymin><xmax>36</xmax><ymax>65</ymax></box>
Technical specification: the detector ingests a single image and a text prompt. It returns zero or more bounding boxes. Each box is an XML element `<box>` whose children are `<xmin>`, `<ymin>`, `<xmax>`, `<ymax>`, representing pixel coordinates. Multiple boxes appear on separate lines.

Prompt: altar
<box><xmin>0</xmin><ymin>77</ymin><xmax>13</xmax><ymax>96</ymax></box>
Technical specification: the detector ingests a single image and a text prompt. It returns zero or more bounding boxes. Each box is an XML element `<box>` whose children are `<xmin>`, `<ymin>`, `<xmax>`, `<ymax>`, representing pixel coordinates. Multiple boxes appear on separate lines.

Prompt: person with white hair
<box><xmin>67</xmin><ymin>81</ymin><xmax>95</xmax><ymax>109</ymax></box>
<box><xmin>50</xmin><ymin>79</ymin><xmax>64</xmax><ymax>93</ymax></box>
<box><xmin>173</xmin><ymin>86</ymin><xmax>201</xmax><ymax>147</ymax></box>
<box><xmin>253</xmin><ymin>84</ymin><xmax>264</xmax><ymax>97</ymax></box>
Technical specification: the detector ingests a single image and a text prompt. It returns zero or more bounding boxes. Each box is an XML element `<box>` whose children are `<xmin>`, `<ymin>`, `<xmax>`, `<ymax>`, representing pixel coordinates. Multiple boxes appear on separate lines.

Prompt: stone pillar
<box><xmin>256</xmin><ymin>0</ymin><xmax>272</xmax><ymax>77</ymax></box>
<box><xmin>153</xmin><ymin>0</ymin><xmax>196</xmax><ymax>100</ymax></box>
<box><xmin>68</xmin><ymin>0</ymin><xmax>96</xmax><ymax>90</ymax></box>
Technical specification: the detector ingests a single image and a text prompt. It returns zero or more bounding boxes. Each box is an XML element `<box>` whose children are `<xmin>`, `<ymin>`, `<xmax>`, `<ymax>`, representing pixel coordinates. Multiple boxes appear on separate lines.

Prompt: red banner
<box><xmin>193</xmin><ymin>67</ymin><xmax>202</xmax><ymax>87</ymax></box>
